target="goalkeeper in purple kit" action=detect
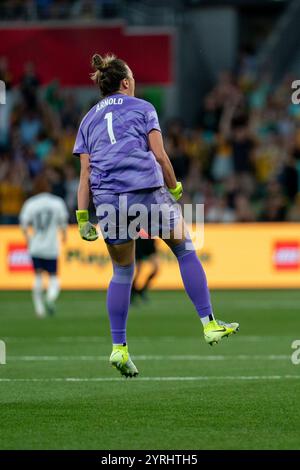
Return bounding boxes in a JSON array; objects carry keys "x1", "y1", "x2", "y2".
[{"x1": 73, "y1": 53, "x2": 239, "y2": 378}]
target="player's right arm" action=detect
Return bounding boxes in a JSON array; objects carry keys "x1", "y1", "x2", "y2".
[
  {"x1": 19, "y1": 202, "x2": 32, "y2": 246},
  {"x1": 148, "y1": 130, "x2": 183, "y2": 201},
  {"x1": 21, "y1": 225, "x2": 31, "y2": 245},
  {"x1": 77, "y1": 154, "x2": 90, "y2": 210},
  {"x1": 76, "y1": 154, "x2": 98, "y2": 241}
]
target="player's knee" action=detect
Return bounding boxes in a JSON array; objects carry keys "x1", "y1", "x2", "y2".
[
  {"x1": 49, "y1": 275, "x2": 60, "y2": 290},
  {"x1": 49, "y1": 274, "x2": 59, "y2": 283},
  {"x1": 112, "y1": 262, "x2": 135, "y2": 284},
  {"x1": 170, "y1": 239, "x2": 195, "y2": 259},
  {"x1": 33, "y1": 273, "x2": 43, "y2": 290}
]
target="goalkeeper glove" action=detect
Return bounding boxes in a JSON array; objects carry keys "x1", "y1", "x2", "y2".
[
  {"x1": 76, "y1": 210, "x2": 98, "y2": 242},
  {"x1": 168, "y1": 181, "x2": 183, "y2": 201}
]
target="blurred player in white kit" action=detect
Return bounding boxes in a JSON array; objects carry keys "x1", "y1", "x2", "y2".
[{"x1": 19, "y1": 175, "x2": 68, "y2": 317}]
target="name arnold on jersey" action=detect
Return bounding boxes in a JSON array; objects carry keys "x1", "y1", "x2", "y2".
[{"x1": 96, "y1": 97, "x2": 124, "y2": 112}]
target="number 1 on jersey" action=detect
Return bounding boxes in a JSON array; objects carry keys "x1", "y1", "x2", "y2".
[{"x1": 104, "y1": 112, "x2": 117, "y2": 145}]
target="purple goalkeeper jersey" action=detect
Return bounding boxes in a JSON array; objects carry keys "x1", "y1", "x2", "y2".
[{"x1": 73, "y1": 94, "x2": 164, "y2": 194}]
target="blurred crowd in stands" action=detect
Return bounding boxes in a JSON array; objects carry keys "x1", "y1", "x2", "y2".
[
  {"x1": 0, "y1": 53, "x2": 300, "y2": 224},
  {"x1": 166, "y1": 65, "x2": 300, "y2": 223},
  {"x1": 0, "y1": 0, "x2": 121, "y2": 20}
]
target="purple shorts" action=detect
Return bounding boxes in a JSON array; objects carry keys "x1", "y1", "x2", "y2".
[{"x1": 93, "y1": 187, "x2": 181, "y2": 245}]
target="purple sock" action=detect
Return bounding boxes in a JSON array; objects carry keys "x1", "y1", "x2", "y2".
[
  {"x1": 106, "y1": 263, "x2": 134, "y2": 344},
  {"x1": 171, "y1": 240, "x2": 212, "y2": 319}
]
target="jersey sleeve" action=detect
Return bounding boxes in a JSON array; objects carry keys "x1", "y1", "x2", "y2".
[
  {"x1": 145, "y1": 103, "x2": 161, "y2": 134},
  {"x1": 73, "y1": 120, "x2": 89, "y2": 156}
]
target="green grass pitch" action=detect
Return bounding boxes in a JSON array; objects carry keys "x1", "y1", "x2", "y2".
[{"x1": 0, "y1": 289, "x2": 299, "y2": 450}]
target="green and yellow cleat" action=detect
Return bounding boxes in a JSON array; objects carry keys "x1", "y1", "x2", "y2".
[
  {"x1": 109, "y1": 344, "x2": 139, "y2": 378},
  {"x1": 204, "y1": 319, "x2": 239, "y2": 346}
]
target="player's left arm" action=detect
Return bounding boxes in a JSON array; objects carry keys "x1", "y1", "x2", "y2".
[
  {"x1": 145, "y1": 103, "x2": 182, "y2": 201},
  {"x1": 148, "y1": 130, "x2": 182, "y2": 201}
]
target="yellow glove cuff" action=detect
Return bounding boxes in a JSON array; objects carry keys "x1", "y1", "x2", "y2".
[
  {"x1": 76, "y1": 210, "x2": 89, "y2": 226},
  {"x1": 169, "y1": 182, "x2": 183, "y2": 201}
]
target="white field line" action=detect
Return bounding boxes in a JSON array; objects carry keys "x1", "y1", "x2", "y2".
[
  {"x1": 0, "y1": 375, "x2": 300, "y2": 383},
  {"x1": 219, "y1": 301, "x2": 300, "y2": 310},
  {"x1": 7, "y1": 354, "x2": 291, "y2": 362},
  {"x1": 2, "y1": 335, "x2": 287, "y2": 343}
]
